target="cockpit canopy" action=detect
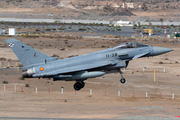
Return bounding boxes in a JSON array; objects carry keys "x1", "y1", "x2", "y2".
[{"x1": 112, "y1": 41, "x2": 148, "y2": 49}]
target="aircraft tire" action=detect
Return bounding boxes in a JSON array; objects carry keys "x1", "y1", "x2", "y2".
[
  {"x1": 120, "y1": 78, "x2": 126, "y2": 84},
  {"x1": 74, "y1": 83, "x2": 82, "y2": 91},
  {"x1": 80, "y1": 81, "x2": 85, "y2": 88}
]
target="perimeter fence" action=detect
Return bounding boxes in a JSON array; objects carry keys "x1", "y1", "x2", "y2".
[
  {"x1": 0, "y1": 61, "x2": 178, "y2": 100},
  {"x1": 1, "y1": 84, "x2": 179, "y2": 100}
]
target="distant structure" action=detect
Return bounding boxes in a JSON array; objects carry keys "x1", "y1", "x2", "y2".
[
  {"x1": 2, "y1": 29, "x2": 5, "y2": 34},
  {"x1": 113, "y1": 3, "x2": 120, "y2": 8},
  {"x1": 0, "y1": 28, "x2": 5, "y2": 34},
  {"x1": 126, "y1": 3, "x2": 134, "y2": 9},
  {"x1": 9, "y1": 28, "x2": 16, "y2": 35},
  {"x1": 122, "y1": 3, "x2": 134, "y2": 9},
  {"x1": 122, "y1": 3, "x2": 125, "y2": 9},
  {"x1": 114, "y1": 20, "x2": 132, "y2": 26}
]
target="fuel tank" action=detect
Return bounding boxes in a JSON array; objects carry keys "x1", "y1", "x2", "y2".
[{"x1": 53, "y1": 71, "x2": 105, "y2": 81}]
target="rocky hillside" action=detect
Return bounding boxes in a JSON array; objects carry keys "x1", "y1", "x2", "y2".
[
  {"x1": 1, "y1": 0, "x2": 180, "y2": 11},
  {"x1": 0, "y1": 0, "x2": 180, "y2": 21}
]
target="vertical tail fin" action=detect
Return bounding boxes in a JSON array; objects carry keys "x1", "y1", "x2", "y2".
[{"x1": 6, "y1": 38, "x2": 51, "y2": 67}]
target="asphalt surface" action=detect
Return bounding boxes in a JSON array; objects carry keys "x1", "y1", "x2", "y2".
[
  {"x1": 0, "y1": 117, "x2": 180, "y2": 120},
  {"x1": 0, "y1": 118, "x2": 109, "y2": 120},
  {"x1": 117, "y1": 116, "x2": 180, "y2": 120}
]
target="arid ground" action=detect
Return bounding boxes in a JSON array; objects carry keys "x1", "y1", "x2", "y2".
[{"x1": 0, "y1": 32, "x2": 180, "y2": 119}]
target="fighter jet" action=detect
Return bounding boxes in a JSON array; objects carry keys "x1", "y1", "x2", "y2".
[{"x1": 6, "y1": 38, "x2": 173, "y2": 90}]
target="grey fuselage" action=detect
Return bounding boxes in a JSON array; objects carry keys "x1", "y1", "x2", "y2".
[
  {"x1": 25, "y1": 43, "x2": 153, "y2": 81},
  {"x1": 6, "y1": 38, "x2": 173, "y2": 90}
]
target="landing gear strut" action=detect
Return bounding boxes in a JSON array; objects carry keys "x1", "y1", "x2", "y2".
[
  {"x1": 74, "y1": 81, "x2": 85, "y2": 91},
  {"x1": 119, "y1": 69, "x2": 126, "y2": 84}
]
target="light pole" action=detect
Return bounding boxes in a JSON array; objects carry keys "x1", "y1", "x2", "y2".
[
  {"x1": 138, "y1": 5, "x2": 141, "y2": 25},
  {"x1": 164, "y1": 6, "x2": 166, "y2": 38}
]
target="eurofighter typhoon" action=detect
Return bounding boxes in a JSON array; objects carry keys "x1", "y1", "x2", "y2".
[{"x1": 6, "y1": 38, "x2": 173, "y2": 90}]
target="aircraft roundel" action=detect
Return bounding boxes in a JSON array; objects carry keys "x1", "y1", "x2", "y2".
[{"x1": 40, "y1": 67, "x2": 44, "y2": 71}]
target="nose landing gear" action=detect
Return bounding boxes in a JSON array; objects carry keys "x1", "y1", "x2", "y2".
[{"x1": 120, "y1": 78, "x2": 126, "y2": 84}]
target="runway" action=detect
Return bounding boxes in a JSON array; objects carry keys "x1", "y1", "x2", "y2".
[
  {"x1": 0, "y1": 117, "x2": 109, "y2": 120},
  {"x1": 0, "y1": 116, "x2": 179, "y2": 120}
]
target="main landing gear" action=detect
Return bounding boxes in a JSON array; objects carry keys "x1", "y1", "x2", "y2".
[
  {"x1": 74, "y1": 81, "x2": 85, "y2": 91},
  {"x1": 119, "y1": 69, "x2": 126, "y2": 84}
]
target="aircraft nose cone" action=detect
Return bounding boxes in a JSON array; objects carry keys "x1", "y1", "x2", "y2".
[{"x1": 153, "y1": 47, "x2": 173, "y2": 56}]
